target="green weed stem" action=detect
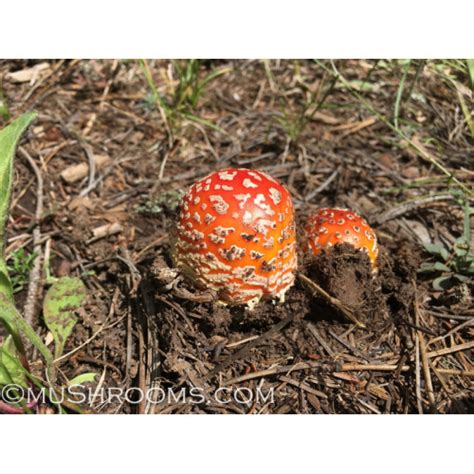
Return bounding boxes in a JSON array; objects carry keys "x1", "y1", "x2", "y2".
[{"x1": 393, "y1": 60, "x2": 411, "y2": 129}]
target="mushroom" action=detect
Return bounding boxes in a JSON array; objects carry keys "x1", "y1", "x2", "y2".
[
  {"x1": 304, "y1": 208, "x2": 378, "y2": 271},
  {"x1": 172, "y1": 168, "x2": 297, "y2": 309}
]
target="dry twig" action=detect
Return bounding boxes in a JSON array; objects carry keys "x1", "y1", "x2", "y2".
[{"x1": 19, "y1": 147, "x2": 43, "y2": 326}]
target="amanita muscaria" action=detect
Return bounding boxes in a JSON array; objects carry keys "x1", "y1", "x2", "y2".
[
  {"x1": 172, "y1": 168, "x2": 297, "y2": 308},
  {"x1": 304, "y1": 208, "x2": 379, "y2": 271}
]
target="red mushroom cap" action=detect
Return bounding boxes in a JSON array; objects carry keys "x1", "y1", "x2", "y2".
[
  {"x1": 173, "y1": 168, "x2": 297, "y2": 308},
  {"x1": 305, "y1": 208, "x2": 378, "y2": 270}
]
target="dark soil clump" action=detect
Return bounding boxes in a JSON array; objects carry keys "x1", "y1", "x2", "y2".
[{"x1": 304, "y1": 243, "x2": 387, "y2": 327}]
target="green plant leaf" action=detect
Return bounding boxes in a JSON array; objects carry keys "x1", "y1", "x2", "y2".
[
  {"x1": 43, "y1": 277, "x2": 87, "y2": 359},
  {"x1": 68, "y1": 372, "x2": 97, "y2": 387},
  {"x1": 7, "y1": 247, "x2": 37, "y2": 293},
  {"x1": 454, "y1": 245, "x2": 469, "y2": 258},
  {"x1": 423, "y1": 242, "x2": 449, "y2": 261},
  {"x1": 0, "y1": 290, "x2": 55, "y2": 383},
  {"x1": 0, "y1": 294, "x2": 27, "y2": 359},
  {"x1": 432, "y1": 275, "x2": 454, "y2": 291},
  {"x1": 0, "y1": 336, "x2": 28, "y2": 387},
  {"x1": 0, "y1": 361, "x2": 12, "y2": 386},
  {"x1": 0, "y1": 112, "x2": 37, "y2": 302},
  {"x1": 433, "y1": 261, "x2": 451, "y2": 273},
  {"x1": 454, "y1": 236, "x2": 469, "y2": 258},
  {"x1": 419, "y1": 262, "x2": 437, "y2": 273},
  {"x1": 453, "y1": 274, "x2": 469, "y2": 283},
  {"x1": 0, "y1": 260, "x2": 12, "y2": 304}
]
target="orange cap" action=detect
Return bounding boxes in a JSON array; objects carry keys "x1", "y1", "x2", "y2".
[
  {"x1": 305, "y1": 208, "x2": 378, "y2": 270},
  {"x1": 173, "y1": 168, "x2": 297, "y2": 308}
]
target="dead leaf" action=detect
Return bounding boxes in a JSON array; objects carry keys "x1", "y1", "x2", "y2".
[
  {"x1": 404, "y1": 219, "x2": 431, "y2": 244},
  {"x1": 6, "y1": 62, "x2": 50, "y2": 83},
  {"x1": 68, "y1": 196, "x2": 94, "y2": 211},
  {"x1": 401, "y1": 166, "x2": 420, "y2": 179},
  {"x1": 378, "y1": 153, "x2": 397, "y2": 170},
  {"x1": 359, "y1": 381, "x2": 390, "y2": 400}
]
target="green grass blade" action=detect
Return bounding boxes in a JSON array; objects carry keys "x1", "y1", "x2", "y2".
[
  {"x1": 138, "y1": 60, "x2": 168, "y2": 113},
  {"x1": 191, "y1": 66, "x2": 231, "y2": 108},
  {"x1": 0, "y1": 111, "x2": 37, "y2": 301},
  {"x1": 456, "y1": 85, "x2": 474, "y2": 140},
  {"x1": 183, "y1": 113, "x2": 227, "y2": 134},
  {"x1": 466, "y1": 59, "x2": 474, "y2": 89},
  {"x1": 198, "y1": 66, "x2": 231, "y2": 92},
  {"x1": 171, "y1": 59, "x2": 184, "y2": 79},
  {"x1": 316, "y1": 60, "x2": 472, "y2": 196},
  {"x1": 463, "y1": 199, "x2": 471, "y2": 244}
]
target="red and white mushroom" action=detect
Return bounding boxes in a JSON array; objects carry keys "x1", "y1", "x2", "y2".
[
  {"x1": 304, "y1": 208, "x2": 379, "y2": 271},
  {"x1": 172, "y1": 168, "x2": 297, "y2": 308}
]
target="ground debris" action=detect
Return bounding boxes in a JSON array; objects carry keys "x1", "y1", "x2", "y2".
[{"x1": 3, "y1": 59, "x2": 472, "y2": 414}]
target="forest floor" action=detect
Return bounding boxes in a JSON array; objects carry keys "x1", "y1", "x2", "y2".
[{"x1": 0, "y1": 59, "x2": 473, "y2": 413}]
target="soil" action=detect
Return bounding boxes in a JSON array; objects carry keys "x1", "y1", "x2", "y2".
[{"x1": 0, "y1": 59, "x2": 472, "y2": 414}]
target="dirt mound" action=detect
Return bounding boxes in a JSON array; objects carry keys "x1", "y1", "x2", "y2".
[
  {"x1": 129, "y1": 236, "x2": 424, "y2": 413},
  {"x1": 303, "y1": 243, "x2": 387, "y2": 326}
]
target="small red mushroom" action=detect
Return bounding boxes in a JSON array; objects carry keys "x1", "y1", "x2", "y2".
[
  {"x1": 172, "y1": 168, "x2": 297, "y2": 308},
  {"x1": 304, "y1": 208, "x2": 378, "y2": 270}
]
